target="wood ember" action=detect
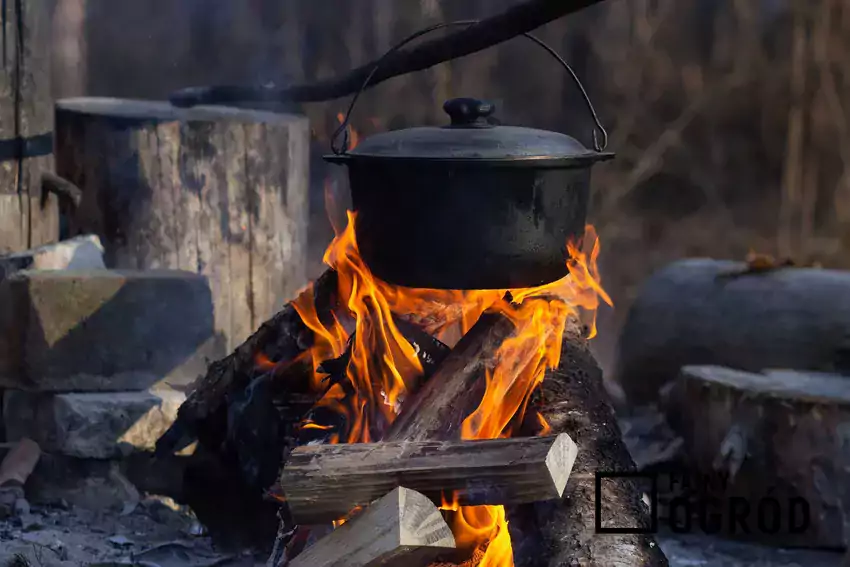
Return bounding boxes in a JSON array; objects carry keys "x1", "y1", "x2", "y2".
[
  {"x1": 280, "y1": 434, "x2": 577, "y2": 525},
  {"x1": 666, "y1": 365, "x2": 850, "y2": 549},
  {"x1": 615, "y1": 258, "x2": 850, "y2": 405},
  {"x1": 288, "y1": 487, "x2": 455, "y2": 567}
]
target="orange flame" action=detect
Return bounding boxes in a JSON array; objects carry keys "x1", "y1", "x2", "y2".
[
  {"x1": 336, "y1": 112, "x2": 360, "y2": 150},
  {"x1": 290, "y1": 211, "x2": 610, "y2": 566}
]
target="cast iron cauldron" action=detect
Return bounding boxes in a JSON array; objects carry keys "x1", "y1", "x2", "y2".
[{"x1": 325, "y1": 29, "x2": 613, "y2": 290}]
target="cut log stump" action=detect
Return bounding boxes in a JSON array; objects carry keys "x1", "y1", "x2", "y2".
[
  {"x1": 280, "y1": 434, "x2": 577, "y2": 524},
  {"x1": 0, "y1": 0, "x2": 58, "y2": 253},
  {"x1": 54, "y1": 98, "x2": 311, "y2": 352},
  {"x1": 615, "y1": 259, "x2": 850, "y2": 404},
  {"x1": 666, "y1": 365, "x2": 850, "y2": 549},
  {"x1": 288, "y1": 487, "x2": 455, "y2": 567}
]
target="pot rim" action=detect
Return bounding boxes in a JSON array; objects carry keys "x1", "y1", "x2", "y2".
[{"x1": 323, "y1": 152, "x2": 615, "y2": 168}]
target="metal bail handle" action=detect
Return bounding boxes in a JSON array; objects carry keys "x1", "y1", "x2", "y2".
[{"x1": 331, "y1": 20, "x2": 609, "y2": 155}]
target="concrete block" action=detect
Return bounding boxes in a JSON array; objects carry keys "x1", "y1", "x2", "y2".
[
  {"x1": 0, "y1": 235, "x2": 105, "y2": 281},
  {"x1": 3, "y1": 388, "x2": 186, "y2": 458},
  {"x1": 0, "y1": 269, "x2": 221, "y2": 391}
]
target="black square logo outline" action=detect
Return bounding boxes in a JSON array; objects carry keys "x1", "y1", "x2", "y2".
[{"x1": 595, "y1": 471, "x2": 659, "y2": 534}]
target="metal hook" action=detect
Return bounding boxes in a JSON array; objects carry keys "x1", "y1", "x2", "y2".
[{"x1": 331, "y1": 20, "x2": 608, "y2": 155}]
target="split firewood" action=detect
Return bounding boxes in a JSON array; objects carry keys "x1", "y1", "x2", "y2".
[
  {"x1": 169, "y1": 0, "x2": 610, "y2": 108},
  {"x1": 508, "y1": 319, "x2": 668, "y2": 566},
  {"x1": 666, "y1": 365, "x2": 850, "y2": 549},
  {"x1": 288, "y1": 487, "x2": 455, "y2": 567},
  {"x1": 385, "y1": 310, "x2": 517, "y2": 442},
  {"x1": 269, "y1": 309, "x2": 513, "y2": 563},
  {"x1": 281, "y1": 434, "x2": 577, "y2": 524},
  {"x1": 615, "y1": 258, "x2": 850, "y2": 405}
]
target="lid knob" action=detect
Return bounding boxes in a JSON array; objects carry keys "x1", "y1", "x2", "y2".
[{"x1": 443, "y1": 98, "x2": 495, "y2": 127}]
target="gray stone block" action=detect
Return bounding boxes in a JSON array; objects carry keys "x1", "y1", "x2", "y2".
[
  {"x1": 3, "y1": 388, "x2": 185, "y2": 458},
  {"x1": 0, "y1": 269, "x2": 221, "y2": 391},
  {"x1": 0, "y1": 235, "x2": 105, "y2": 281}
]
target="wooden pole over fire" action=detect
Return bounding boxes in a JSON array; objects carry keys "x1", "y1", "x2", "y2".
[{"x1": 169, "y1": 0, "x2": 611, "y2": 108}]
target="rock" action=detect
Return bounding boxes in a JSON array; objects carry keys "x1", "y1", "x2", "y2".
[
  {"x1": 0, "y1": 269, "x2": 221, "y2": 391},
  {"x1": 0, "y1": 235, "x2": 105, "y2": 282},
  {"x1": 0, "y1": 485, "x2": 24, "y2": 518},
  {"x1": 619, "y1": 406, "x2": 685, "y2": 471},
  {"x1": 3, "y1": 388, "x2": 186, "y2": 458},
  {"x1": 107, "y1": 534, "x2": 134, "y2": 547},
  {"x1": 13, "y1": 498, "x2": 29, "y2": 517},
  {"x1": 25, "y1": 457, "x2": 140, "y2": 512}
]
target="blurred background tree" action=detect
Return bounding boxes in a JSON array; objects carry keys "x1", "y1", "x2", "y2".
[{"x1": 49, "y1": 0, "x2": 850, "y2": 370}]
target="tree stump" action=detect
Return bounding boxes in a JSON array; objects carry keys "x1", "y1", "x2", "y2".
[
  {"x1": 667, "y1": 365, "x2": 850, "y2": 549},
  {"x1": 0, "y1": 0, "x2": 58, "y2": 253},
  {"x1": 615, "y1": 259, "x2": 850, "y2": 405},
  {"x1": 54, "y1": 98, "x2": 310, "y2": 351}
]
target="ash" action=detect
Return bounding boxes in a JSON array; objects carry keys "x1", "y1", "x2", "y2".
[{"x1": 0, "y1": 496, "x2": 264, "y2": 567}]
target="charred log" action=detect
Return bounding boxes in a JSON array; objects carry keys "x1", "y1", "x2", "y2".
[
  {"x1": 158, "y1": 269, "x2": 452, "y2": 549},
  {"x1": 280, "y1": 434, "x2": 577, "y2": 524},
  {"x1": 156, "y1": 268, "x2": 339, "y2": 455},
  {"x1": 156, "y1": 270, "x2": 337, "y2": 548},
  {"x1": 169, "y1": 0, "x2": 609, "y2": 108},
  {"x1": 615, "y1": 259, "x2": 850, "y2": 405},
  {"x1": 508, "y1": 320, "x2": 668, "y2": 566}
]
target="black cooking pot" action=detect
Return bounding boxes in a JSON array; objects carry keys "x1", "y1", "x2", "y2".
[{"x1": 325, "y1": 29, "x2": 613, "y2": 290}]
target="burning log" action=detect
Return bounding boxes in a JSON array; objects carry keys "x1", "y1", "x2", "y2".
[
  {"x1": 280, "y1": 434, "x2": 577, "y2": 524},
  {"x1": 508, "y1": 320, "x2": 669, "y2": 566},
  {"x1": 153, "y1": 270, "x2": 337, "y2": 547},
  {"x1": 665, "y1": 365, "x2": 850, "y2": 548},
  {"x1": 615, "y1": 259, "x2": 850, "y2": 405},
  {"x1": 169, "y1": 0, "x2": 610, "y2": 108},
  {"x1": 267, "y1": 308, "x2": 518, "y2": 563},
  {"x1": 157, "y1": 269, "x2": 339, "y2": 453},
  {"x1": 288, "y1": 487, "x2": 455, "y2": 567},
  {"x1": 386, "y1": 310, "x2": 517, "y2": 442}
]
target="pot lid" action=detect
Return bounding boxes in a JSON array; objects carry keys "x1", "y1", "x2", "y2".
[{"x1": 343, "y1": 98, "x2": 610, "y2": 162}]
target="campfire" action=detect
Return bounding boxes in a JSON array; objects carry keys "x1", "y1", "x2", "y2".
[
  {"x1": 258, "y1": 210, "x2": 610, "y2": 567},
  {"x1": 157, "y1": 55, "x2": 663, "y2": 563}
]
